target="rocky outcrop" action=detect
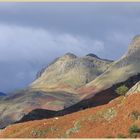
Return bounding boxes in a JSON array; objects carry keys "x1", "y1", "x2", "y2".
[{"x1": 126, "y1": 81, "x2": 140, "y2": 95}]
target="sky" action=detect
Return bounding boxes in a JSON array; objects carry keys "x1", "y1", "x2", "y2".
[{"x1": 0, "y1": 2, "x2": 140, "y2": 93}]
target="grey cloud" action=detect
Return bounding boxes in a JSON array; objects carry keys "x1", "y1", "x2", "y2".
[
  {"x1": 0, "y1": 24, "x2": 104, "y2": 61},
  {"x1": 0, "y1": 3, "x2": 140, "y2": 92},
  {"x1": 0, "y1": 24, "x2": 104, "y2": 92},
  {"x1": 0, "y1": 3, "x2": 140, "y2": 37}
]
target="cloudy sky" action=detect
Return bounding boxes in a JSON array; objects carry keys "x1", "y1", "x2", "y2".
[{"x1": 0, "y1": 2, "x2": 140, "y2": 93}]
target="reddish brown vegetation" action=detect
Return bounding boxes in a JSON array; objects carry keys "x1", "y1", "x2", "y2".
[{"x1": 0, "y1": 94, "x2": 140, "y2": 138}]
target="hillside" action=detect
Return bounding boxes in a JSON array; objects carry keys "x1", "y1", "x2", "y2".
[
  {"x1": 0, "y1": 90, "x2": 79, "y2": 129},
  {"x1": 1, "y1": 93, "x2": 140, "y2": 138},
  {"x1": 0, "y1": 35, "x2": 140, "y2": 132},
  {"x1": 78, "y1": 35, "x2": 140, "y2": 99},
  {"x1": 30, "y1": 52, "x2": 112, "y2": 93},
  {"x1": 0, "y1": 53, "x2": 112, "y2": 129}
]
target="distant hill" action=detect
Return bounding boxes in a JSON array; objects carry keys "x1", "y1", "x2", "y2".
[{"x1": 0, "y1": 92, "x2": 6, "y2": 97}]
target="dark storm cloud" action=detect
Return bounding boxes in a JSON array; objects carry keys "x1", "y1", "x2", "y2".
[
  {"x1": 0, "y1": 2, "x2": 140, "y2": 92},
  {"x1": 0, "y1": 3, "x2": 140, "y2": 36},
  {"x1": 0, "y1": 24, "x2": 104, "y2": 92}
]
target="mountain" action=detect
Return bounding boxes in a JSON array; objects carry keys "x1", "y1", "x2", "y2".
[
  {"x1": 30, "y1": 52, "x2": 112, "y2": 93},
  {"x1": 1, "y1": 93, "x2": 140, "y2": 138},
  {"x1": 78, "y1": 35, "x2": 140, "y2": 99},
  {"x1": 86, "y1": 53, "x2": 100, "y2": 59},
  {"x1": 0, "y1": 90, "x2": 79, "y2": 129},
  {"x1": 0, "y1": 53, "x2": 112, "y2": 128},
  {"x1": 1, "y1": 35, "x2": 140, "y2": 131},
  {"x1": 0, "y1": 92, "x2": 6, "y2": 97}
]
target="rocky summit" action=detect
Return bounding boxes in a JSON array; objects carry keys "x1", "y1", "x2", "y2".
[{"x1": 30, "y1": 52, "x2": 112, "y2": 93}]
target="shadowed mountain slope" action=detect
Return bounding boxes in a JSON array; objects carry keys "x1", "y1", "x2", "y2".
[{"x1": 14, "y1": 73, "x2": 140, "y2": 124}]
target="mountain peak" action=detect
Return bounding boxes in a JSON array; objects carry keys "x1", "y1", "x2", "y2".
[
  {"x1": 32, "y1": 51, "x2": 112, "y2": 92},
  {"x1": 130, "y1": 35, "x2": 140, "y2": 47},
  {"x1": 63, "y1": 52, "x2": 77, "y2": 58},
  {"x1": 121, "y1": 34, "x2": 140, "y2": 59},
  {"x1": 132, "y1": 34, "x2": 140, "y2": 42},
  {"x1": 128, "y1": 35, "x2": 140, "y2": 53},
  {"x1": 59, "y1": 53, "x2": 77, "y2": 61},
  {"x1": 86, "y1": 53, "x2": 99, "y2": 59}
]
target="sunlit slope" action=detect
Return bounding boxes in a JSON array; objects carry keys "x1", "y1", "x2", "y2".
[
  {"x1": 0, "y1": 53, "x2": 112, "y2": 129},
  {"x1": 0, "y1": 90, "x2": 79, "y2": 129},
  {"x1": 79, "y1": 35, "x2": 140, "y2": 99},
  {"x1": 1, "y1": 93, "x2": 140, "y2": 138},
  {"x1": 126, "y1": 81, "x2": 140, "y2": 95},
  {"x1": 30, "y1": 53, "x2": 112, "y2": 93}
]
